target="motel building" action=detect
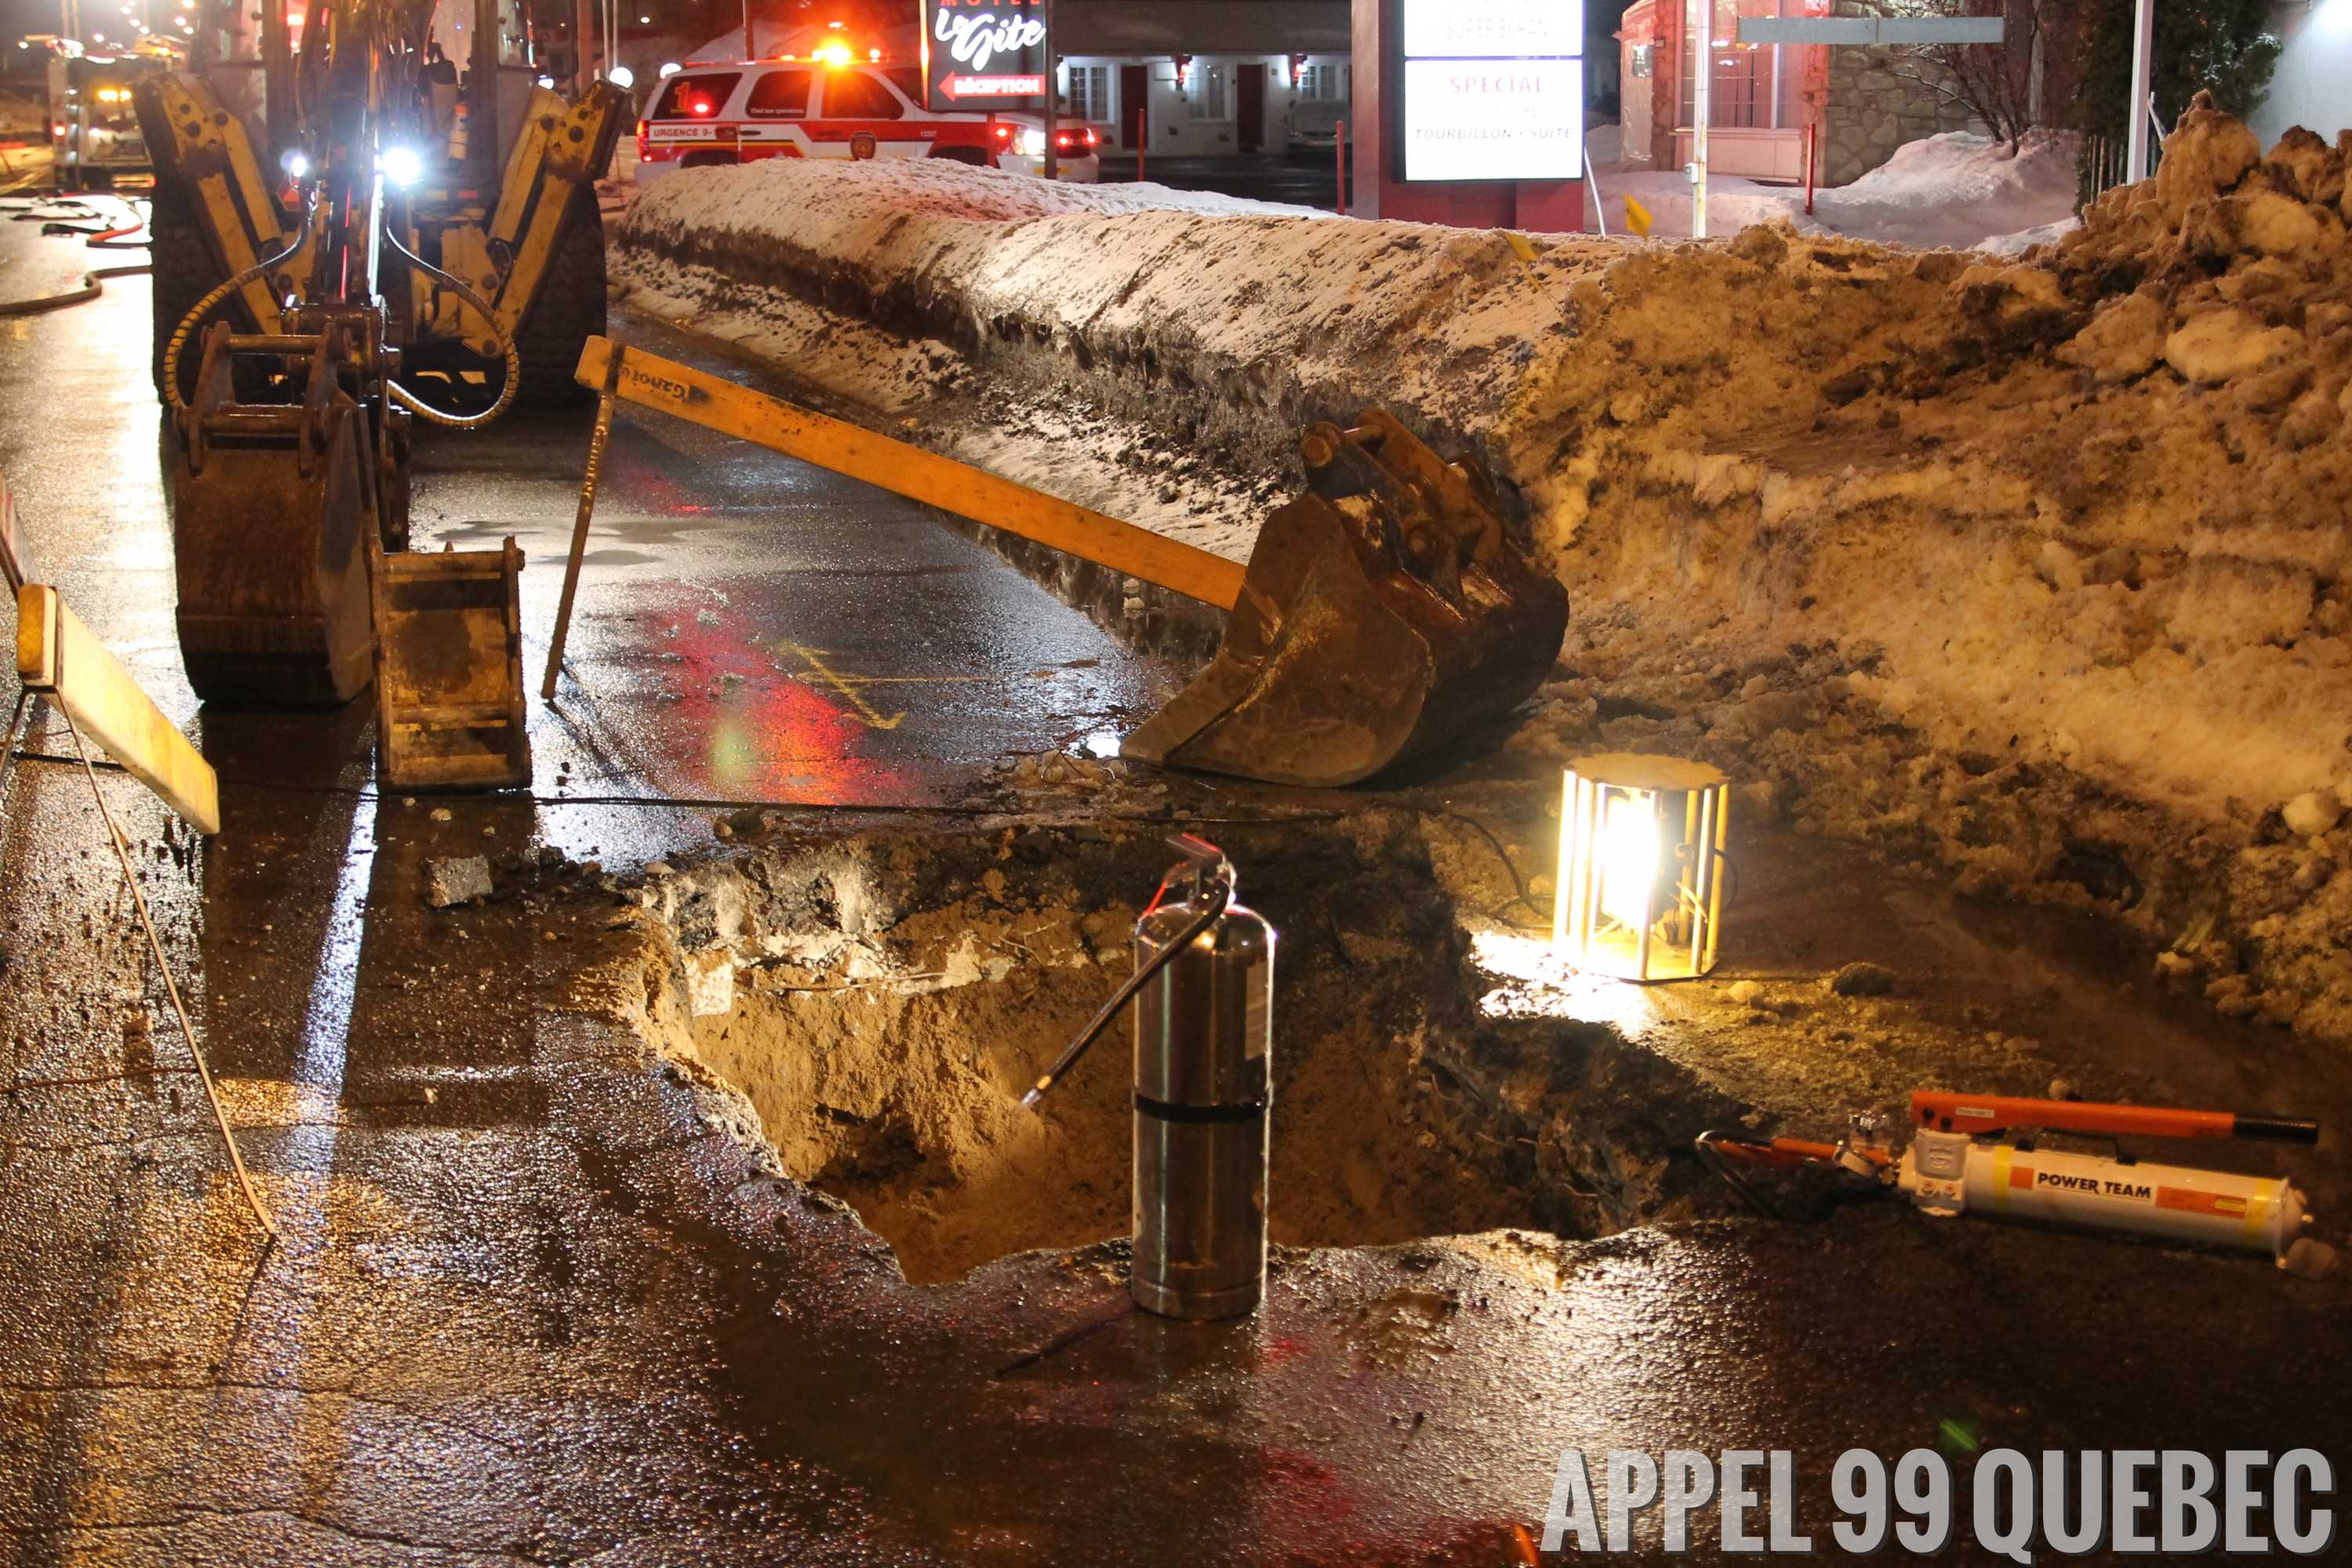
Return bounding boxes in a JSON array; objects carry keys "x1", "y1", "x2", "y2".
[
  {"x1": 1613, "y1": 0, "x2": 1987, "y2": 187},
  {"x1": 1048, "y1": 0, "x2": 1353, "y2": 158}
]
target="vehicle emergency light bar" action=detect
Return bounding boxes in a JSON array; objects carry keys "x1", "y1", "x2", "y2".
[
  {"x1": 769, "y1": 46, "x2": 885, "y2": 64},
  {"x1": 1909, "y1": 1091, "x2": 2320, "y2": 1145}
]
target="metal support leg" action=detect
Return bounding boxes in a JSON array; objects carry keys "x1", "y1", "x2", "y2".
[
  {"x1": 540, "y1": 347, "x2": 626, "y2": 702},
  {"x1": 59, "y1": 703, "x2": 275, "y2": 1240}
]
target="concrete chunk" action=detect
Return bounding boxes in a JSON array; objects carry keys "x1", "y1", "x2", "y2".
[{"x1": 424, "y1": 855, "x2": 495, "y2": 908}]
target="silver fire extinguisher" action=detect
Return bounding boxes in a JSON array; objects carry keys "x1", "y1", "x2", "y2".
[{"x1": 1021, "y1": 834, "x2": 1277, "y2": 1320}]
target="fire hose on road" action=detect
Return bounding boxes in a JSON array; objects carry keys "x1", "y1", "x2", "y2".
[{"x1": 0, "y1": 195, "x2": 151, "y2": 317}]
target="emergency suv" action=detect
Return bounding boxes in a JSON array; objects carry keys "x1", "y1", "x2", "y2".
[{"x1": 635, "y1": 54, "x2": 1100, "y2": 184}]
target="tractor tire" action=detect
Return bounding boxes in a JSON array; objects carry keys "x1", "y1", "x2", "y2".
[
  {"x1": 509, "y1": 192, "x2": 608, "y2": 408},
  {"x1": 150, "y1": 179, "x2": 283, "y2": 406},
  {"x1": 149, "y1": 179, "x2": 220, "y2": 404}
]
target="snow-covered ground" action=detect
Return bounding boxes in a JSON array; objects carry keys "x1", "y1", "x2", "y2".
[
  {"x1": 614, "y1": 102, "x2": 2352, "y2": 1049},
  {"x1": 1588, "y1": 129, "x2": 2084, "y2": 252}
]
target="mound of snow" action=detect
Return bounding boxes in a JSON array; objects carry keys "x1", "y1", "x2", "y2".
[
  {"x1": 1976, "y1": 216, "x2": 2082, "y2": 257},
  {"x1": 1834, "y1": 129, "x2": 2077, "y2": 210},
  {"x1": 644, "y1": 153, "x2": 1317, "y2": 232},
  {"x1": 619, "y1": 153, "x2": 1591, "y2": 513},
  {"x1": 1592, "y1": 129, "x2": 2083, "y2": 252},
  {"x1": 1813, "y1": 129, "x2": 2083, "y2": 250}
]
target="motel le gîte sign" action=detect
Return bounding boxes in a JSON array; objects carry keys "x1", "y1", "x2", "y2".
[
  {"x1": 1401, "y1": 0, "x2": 1588, "y2": 183},
  {"x1": 920, "y1": 0, "x2": 1048, "y2": 107}
]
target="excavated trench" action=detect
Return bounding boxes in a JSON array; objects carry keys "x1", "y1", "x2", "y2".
[{"x1": 629, "y1": 810, "x2": 1752, "y2": 1285}]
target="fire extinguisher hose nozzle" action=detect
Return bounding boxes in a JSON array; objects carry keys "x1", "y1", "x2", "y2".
[{"x1": 1019, "y1": 885, "x2": 1230, "y2": 1112}]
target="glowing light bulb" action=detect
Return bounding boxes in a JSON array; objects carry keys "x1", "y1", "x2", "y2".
[{"x1": 1597, "y1": 793, "x2": 1663, "y2": 931}]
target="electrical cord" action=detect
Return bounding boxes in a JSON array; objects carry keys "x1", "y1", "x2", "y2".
[
  {"x1": 1693, "y1": 1131, "x2": 1788, "y2": 1221},
  {"x1": 60, "y1": 702, "x2": 276, "y2": 1241},
  {"x1": 377, "y1": 221, "x2": 521, "y2": 429},
  {"x1": 0, "y1": 196, "x2": 150, "y2": 314}
]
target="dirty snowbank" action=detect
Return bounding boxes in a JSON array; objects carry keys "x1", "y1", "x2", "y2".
[
  {"x1": 615, "y1": 153, "x2": 1570, "y2": 559},
  {"x1": 615, "y1": 103, "x2": 2352, "y2": 1046},
  {"x1": 1513, "y1": 103, "x2": 2352, "y2": 1040}
]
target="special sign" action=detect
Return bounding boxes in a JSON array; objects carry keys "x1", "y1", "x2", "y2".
[
  {"x1": 920, "y1": 0, "x2": 1048, "y2": 108},
  {"x1": 1400, "y1": 0, "x2": 1585, "y2": 184}
]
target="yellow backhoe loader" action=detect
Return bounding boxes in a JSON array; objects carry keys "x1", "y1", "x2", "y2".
[{"x1": 134, "y1": 0, "x2": 622, "y2": 785}]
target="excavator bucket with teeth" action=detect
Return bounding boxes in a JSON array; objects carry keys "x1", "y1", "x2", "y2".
[{"x1": 1123, "y1": 411, "x2": 1569, "y2": 788}]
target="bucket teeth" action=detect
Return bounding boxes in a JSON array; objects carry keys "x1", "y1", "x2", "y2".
[{"x1": 1126, "y1": 412, "x2": 1568, "y2": 788}]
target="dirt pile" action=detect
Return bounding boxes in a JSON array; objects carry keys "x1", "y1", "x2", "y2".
[{"x1": 1512, "y1": 95, "x2": 2351, "y2": 1043}]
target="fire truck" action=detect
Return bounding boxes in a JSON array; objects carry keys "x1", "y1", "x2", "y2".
[
  {"x1": 44, "y1": 42, "x2": 169, "y2": 191},
  {"x1": 635, "y1": 43, "x2": 1099, "y2": 183}
]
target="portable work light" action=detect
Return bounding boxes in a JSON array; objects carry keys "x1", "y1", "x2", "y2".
[{"x1": 1553, "y1": 753, "x2": 1728, "y2": 983}]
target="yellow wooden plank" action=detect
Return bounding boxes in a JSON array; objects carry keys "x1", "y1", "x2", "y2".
[
  {"x1": 574, "y1": 338, "x2": 1247, "y2": 612},
  {"x1": 15, "y1": 585, "x2": 222, "y2": 835}
]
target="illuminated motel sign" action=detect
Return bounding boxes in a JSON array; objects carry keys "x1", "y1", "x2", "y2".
[
  {"x1": 1400, "y1": 0, "x2": 1586, "y2": 183},
  {"x1": 920, "y1": 0, "x2": 1049, "y2": 107}
]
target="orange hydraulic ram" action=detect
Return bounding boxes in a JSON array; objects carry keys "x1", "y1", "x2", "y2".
[{"x1": 1909, "y1": 1091, "x2": 2319, "y2": 1145}]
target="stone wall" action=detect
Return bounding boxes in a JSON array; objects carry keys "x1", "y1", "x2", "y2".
[{"x1": 1821, "y1": 2, "x2": 1985, "y2": 184}]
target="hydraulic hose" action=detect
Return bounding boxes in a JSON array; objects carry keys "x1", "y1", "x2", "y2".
[
  {"x1": 1019, "y1": 880, "x2": 1231, "y2": 1110},
  {"x1": 378, "y1": 223, "x2": 521, "y2": 430},
  {"x1": 162, "y1": 198, "x2": 320, "y2": 416},
  {"x1": 0, "y1": 263, "x2": 149, "y2": 318},
  {"x1": 0, "y1": 197, "x2": 150, "y2": 315}
]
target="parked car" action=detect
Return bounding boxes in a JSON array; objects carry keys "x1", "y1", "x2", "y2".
[
  {"x1": 635, "y1": 56, "x2": 1100, "y2": 183},
  {"x1": 1285, "y1": 99, "x2": 1349, "y2": 160}
]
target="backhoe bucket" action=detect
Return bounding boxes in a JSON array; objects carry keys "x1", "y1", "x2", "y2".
[
  {"x1": 171, "y1": 325, "x2": 378, "y2": 707},
  {"x1": 370, "y1": 539, "x2": 532, "y2": 790},
  {"x1": 1124, "y1": 412, "x2": 1568, "y2": 788}
]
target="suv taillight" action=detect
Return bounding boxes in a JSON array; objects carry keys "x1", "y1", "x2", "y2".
[{"x1": 636, "y1": 117, "x2": 648, "y2": 157}]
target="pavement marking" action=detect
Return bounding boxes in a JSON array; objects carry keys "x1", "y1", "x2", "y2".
[{"x1": 782, "y1": 643, "x2": 906, "y2": 731}]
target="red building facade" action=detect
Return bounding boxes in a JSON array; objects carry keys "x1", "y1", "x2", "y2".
[{"x1": 1616, "y1": 0, "x2": 1830, "y2": 183}]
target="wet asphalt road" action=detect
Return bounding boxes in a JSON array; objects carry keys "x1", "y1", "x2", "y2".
[
  {"x1": 1, "y1": 196, "x2": 2349, "y2": 1566},
  {"x1": 0, "y1": 187, "x2": 1170, "y2": 864}
]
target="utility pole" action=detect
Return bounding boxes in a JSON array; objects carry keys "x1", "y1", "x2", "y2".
[
  {"x1": 1040, "y1": 0, "x2": 1058, "y2": 182},
  {"x1": 2124, "y1": 0, "x2": 2154, "y2": 183},
  {"x1": 741, "y1": 0, "x2": 752, "y2": 60},
  {"x1": 573, "y1": 0, "x2": 592, "y2": 90}
]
